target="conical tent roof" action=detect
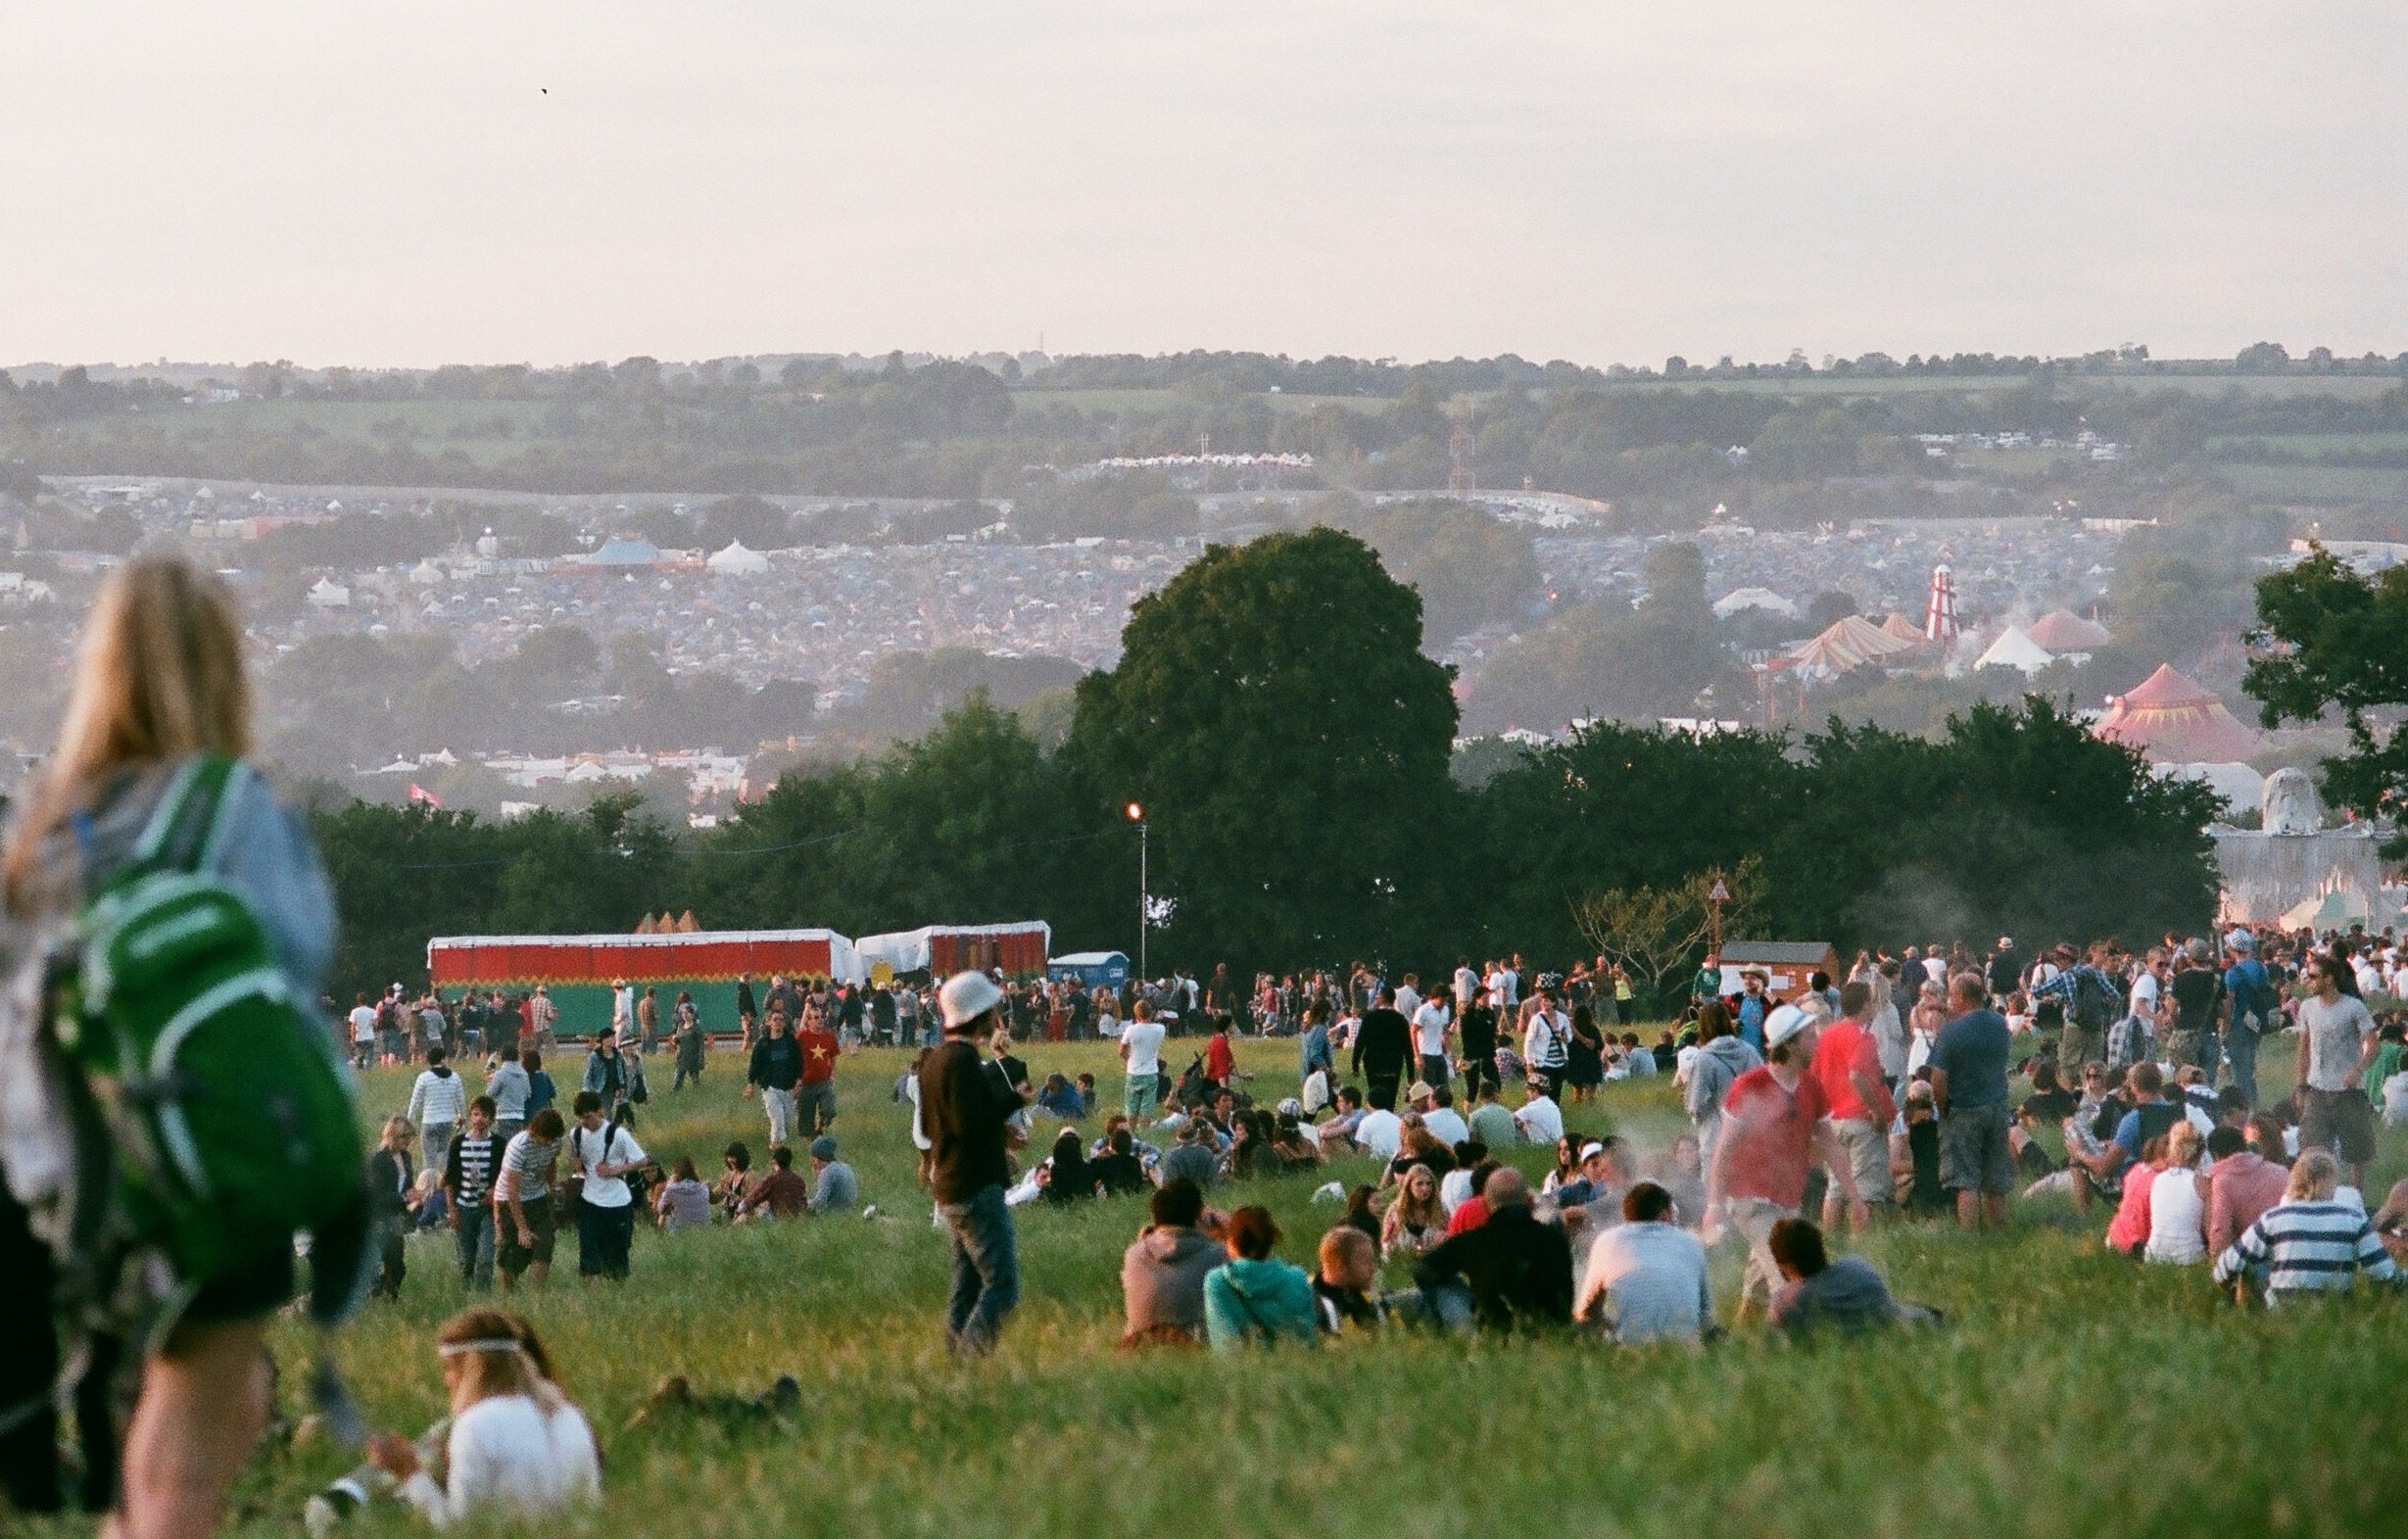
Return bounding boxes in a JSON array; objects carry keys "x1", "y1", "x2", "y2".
[
  {"x1": 1973, "y1": 625, "x2": 2056, "y2": 677},
  {"x1": 2095, "y1": 663, "x2": 2267, "y2": 763},
  {"x1": 1788, "y1": 612, "x2": 1921, "y2": 673},
  {"x1": 2027, "y1": 609, "x2": 2111, "y2": 650},
  {"x1": 706, "y1": 539, "x2": 770, "y2": 575},
  {"x1": 1879, "y1": 613, "x2": 1929, "y2": 644}
]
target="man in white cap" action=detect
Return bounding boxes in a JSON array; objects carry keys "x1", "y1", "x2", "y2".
[
  {"x1": 917, "y1": 971, "x2": 1022, "y2": 1355},
  {"x1": 1705, "y1": 1002, "x2": 1863, "y2": 1321}
]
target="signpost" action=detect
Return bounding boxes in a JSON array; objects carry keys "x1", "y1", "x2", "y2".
[{"x1": 1707, "y1": 876, "x2": 1730, "y2": 954}]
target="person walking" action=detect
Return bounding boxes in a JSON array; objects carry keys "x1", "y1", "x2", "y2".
[
  {"x1": 1350, "y1": 987, "x2": 1414, "y2": 1111},
  {"x1": 564, "y1": 1092, "x2": 645, "y2": 1284},
  {"x1": 1457, "y1": 983, "x2": 1501, "y2": 1102},
  {"x1": 796, "y1": 1000, "x2": 842, "y2": 1139},
  {"x1": 919, "y1": 972, "x2": 1023, "y2": 1355},
  {"x1": 443, "y1": 1096, "x2": 506, "y2": 1293},
  {"x1": 0, "y1": 556, "x2": 356, "y2": 1539},
  {"x1": 487, "y1": 1044, "x2": 532, "y2": 1145},
  {"x1": 1521, "y1": 988, "x2": 1572, "y2": 1104},
  {"x1": 407, "y1": 1046, "x2": 469, "y2": 1179},
  {"x1": 496, "y1": 1109, "x2": 567, "y2": 1293},
  {"x1": 1705, "y1": 1005, "x2": 1861, "y2": 1320},
  {"x1": 747, "y1": 1008, "x2": 803, "y2": 1145},
  {"x1": 670, "y1": 991, "x2": 706, "y2": 1092}
]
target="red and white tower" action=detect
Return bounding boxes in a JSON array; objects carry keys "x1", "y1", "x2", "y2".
[{"x1": 1924, "y1": 561, "x2": 1959, "y2": 644}]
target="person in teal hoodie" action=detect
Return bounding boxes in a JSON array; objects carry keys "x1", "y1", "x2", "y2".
[{"x1": 1202, "y1": 1207, "x2": 1321, "y2": 1351}]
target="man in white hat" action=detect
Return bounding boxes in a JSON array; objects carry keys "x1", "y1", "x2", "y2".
[
  {"x1": 917, "y1": 971, "x2": 1022, "y2": 1354},
  {"x1": 1705, "y1": 1002, "x2": 1864, "y2": 1320}
]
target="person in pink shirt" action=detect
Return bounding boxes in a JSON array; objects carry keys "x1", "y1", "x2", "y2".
[
  {"x1": 2203, "y1": 1124, "x2": 2289, "y2": 1258},
  {"x1": 1806, "y1": 982, "x2": 1899, "y2": 1236},
  {"x1": 2106, "y1": 1134, "x2": 2169, "y2": 1256}
]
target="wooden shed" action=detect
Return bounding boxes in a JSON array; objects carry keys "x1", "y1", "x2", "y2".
[{"x1": 1716, "y1": 940, "x2": 1842, "y2": 997}]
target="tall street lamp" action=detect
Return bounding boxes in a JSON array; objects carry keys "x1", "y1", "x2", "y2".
[{"x1": 1125, "y1": 801, "x2": 1147, "y2": 981}]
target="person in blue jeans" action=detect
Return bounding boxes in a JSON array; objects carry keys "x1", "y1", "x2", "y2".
[
  {"x1": 2223, "y1": 936, "x2": 2272, "y2": 1106},
  {"x1": 919, "y1": 972, "x2": 1027, "y2": 1355}
]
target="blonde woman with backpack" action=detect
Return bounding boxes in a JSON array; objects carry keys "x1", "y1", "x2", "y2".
[{"x1": 0, "y1": 555, "x2": 356, "y2": 1539}]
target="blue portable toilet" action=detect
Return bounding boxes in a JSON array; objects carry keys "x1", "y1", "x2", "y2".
[{"x1": 1048, "y1": 950, "x2": 1131, "y2": 989}]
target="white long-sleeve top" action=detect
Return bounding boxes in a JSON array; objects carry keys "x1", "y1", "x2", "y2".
[
  {"x1": 398, "y1": 1393, "x2": 602, "y2": 1528},
  {"x1": 408, "y1": 1067, "x2": 469, "y2": 1130}
]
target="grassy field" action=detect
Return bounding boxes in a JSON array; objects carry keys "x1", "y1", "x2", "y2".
[{"x1": 21, "y1": 1032, "x2": 2404, "y2": 1539}]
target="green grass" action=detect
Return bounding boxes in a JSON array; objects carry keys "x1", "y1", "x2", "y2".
[{"x1": 21, "y1": 1033, "x2": 2404, "y2": 1539}]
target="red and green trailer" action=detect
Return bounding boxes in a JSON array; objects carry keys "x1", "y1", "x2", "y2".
[{"x1": 425, "y1": 928, "x2": 862, "y2": 1039}]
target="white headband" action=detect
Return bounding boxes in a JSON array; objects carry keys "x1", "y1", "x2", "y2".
[{"x1": 439, "y1": 1337, "x2": 526, "y2": 1358}]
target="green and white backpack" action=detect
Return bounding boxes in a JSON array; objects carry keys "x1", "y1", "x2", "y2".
[{"x1": 57, "y1": 756, "x2": 365, "y2": 1292}]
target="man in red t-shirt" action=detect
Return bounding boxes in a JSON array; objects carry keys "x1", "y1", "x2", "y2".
[
  {"x1": 1707, "y1": 1003, "x2": 1863, "y2": 1319},
  {"x1": 796, "y1": 1000, "x2": 842, "y2": 1138},
  {"x1": 1806, "y1": 981, "x2": 1899, "y2": 1236}
]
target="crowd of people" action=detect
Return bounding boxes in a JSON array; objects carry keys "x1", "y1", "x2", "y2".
[
  {"x1": 3, "y1": 555, "x2": 2405, "y2": 1539},
  {"x1": 896, "y1": 929, "x2": 2408, "y2": 1359}
]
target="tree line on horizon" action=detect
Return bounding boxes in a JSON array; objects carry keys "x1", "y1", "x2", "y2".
[{"x1": 305, "y1": 527, "x2": 2228, "y2": 1005}]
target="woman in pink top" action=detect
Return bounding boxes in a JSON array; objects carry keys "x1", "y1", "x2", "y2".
[{"x1": 2106, "y1": 1133, "x2": 2170, "y2": 1256}]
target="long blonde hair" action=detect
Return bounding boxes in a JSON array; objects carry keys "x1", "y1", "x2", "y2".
[{"x1": 4, "y1": 555, "x2": 252, "y2": 912}]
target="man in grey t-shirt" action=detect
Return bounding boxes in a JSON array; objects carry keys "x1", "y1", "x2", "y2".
[{"x1": 2296, "y1": 953, "x2": 2380, "y2": 1189}]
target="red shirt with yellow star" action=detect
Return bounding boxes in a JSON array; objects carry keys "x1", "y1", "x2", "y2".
[{"x1": 798, "y1": 1026, "x2": 840, "y2": 1084}]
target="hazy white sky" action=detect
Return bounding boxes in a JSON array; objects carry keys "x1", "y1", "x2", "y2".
[{"x1": 5, "y1": 1, "x2": 2403, "y2": 369}]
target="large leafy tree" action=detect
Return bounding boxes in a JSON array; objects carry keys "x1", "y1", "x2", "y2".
[
  {"x1": 2245, "y1": 547, "x2": 2408, "y2": 848},
  {"x1": 1066, "y1": 528, "x2": 1459, "y2": 969}
]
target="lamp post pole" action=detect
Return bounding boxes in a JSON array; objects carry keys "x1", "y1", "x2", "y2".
[{"x1": 1126, "y1": 802, "x2": 1148, "y2": 980}]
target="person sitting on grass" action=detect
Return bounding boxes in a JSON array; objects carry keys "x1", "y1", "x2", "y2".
[
  {"x1": 1202, "y1": 1205, "x2": 1321, "y2": 1351},
  {"x1": 2060, "y1": 1080, "x2": 2138, "y2": 1218},
  {"x1": 733, "y1": 1143, "x2": 810, "y2": 1222},
  {"x1": 1411, "y1": 1168, "x2": 1573, "y2": 1332},
  {"x1": 1158, "y1": 1116, "x2": 1223, "y2": 1188},
  {"x1": 358, "y1": 1308, "x2": 600, "y2": 1529},
  {"x1": 1090, "y1": 1126, "x2": 1151, "y2": 1196},
  {"x1": 1038, "y1": 1127, "x2": 1101, "y2": 1204},
  {"x1": 710, "y1": 1141, "x2": 753, "y2": 1215},
  {"x1": 1312, "y1": 1226, "x2": 1386, "y2": 1332},
  {"x1": 2105, "y1": 1134, "x2": 2169, "y2": 1258},
  {"x1": 1381, "y1": 1164, "x2": 1448, "y2": 1260},
  {"x1": 805, "y1": 1136, "x2": 858, "y2": 1215},
  {"x1": 2143, "y1": 1123, "x2": 2209, "y2": 1266},
  {"x1": 1765, "y1": 1218, "x2": 1915, "y2": 1338},
  {"x1": 653, "y1": 1156, "x2": 712, "y2": 1233},
  {"x1": 1573, "y1": 1180, "x2": 1714, "y2": 1347},
  {"x1": 2204, "y1": 1124, "x2": 2288, "y2": 1263},
  {"x1": 1120, "y1": 1178, "x2": 1225, "y2": 1347},
  {"x1": 1314, "y1": 1084, "x2": 1369, "y2": 1152},
  {"x1": 2212, "y1": 1149, "x2": 2405, "y2": 1305}
]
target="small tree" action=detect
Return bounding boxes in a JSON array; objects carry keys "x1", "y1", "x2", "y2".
[{"x1": 1568, "y1": 858, "x2": 1760, "y2": 1014}]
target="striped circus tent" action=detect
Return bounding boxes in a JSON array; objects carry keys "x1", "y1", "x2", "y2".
[
  {"x1": 1788, "y1": 612, "x2": 1922, "y2": 675},
  {"x1": 2094, "y1": 663, "x2": 2267, "y2": 764}
]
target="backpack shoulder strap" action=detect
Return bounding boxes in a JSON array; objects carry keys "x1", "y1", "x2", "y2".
[{"x1": 128, "y1": 756, "x2": 244, "y2": 876}]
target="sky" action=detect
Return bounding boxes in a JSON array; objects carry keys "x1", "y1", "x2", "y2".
[{"x1": 5, "y1": 1, "x2": 2404, "y2": 370}]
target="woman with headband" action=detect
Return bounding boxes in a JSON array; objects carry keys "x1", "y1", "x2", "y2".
[{"x1": 358, "y1": 1309, "x2": 601, "y2": 1527}]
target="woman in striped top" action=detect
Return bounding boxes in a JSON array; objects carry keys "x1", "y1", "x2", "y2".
[{"x1": 2212, "y1": 1150, "x2": 2404, "y2": 1304}]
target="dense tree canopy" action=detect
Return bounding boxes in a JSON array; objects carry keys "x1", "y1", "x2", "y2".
[
  {"x1": 1065, "y1": 527, "x2": 1460, "y2": 968},
  {"x1": 2245, "y1": 546, "x2": 2408, "y2": 849}
]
